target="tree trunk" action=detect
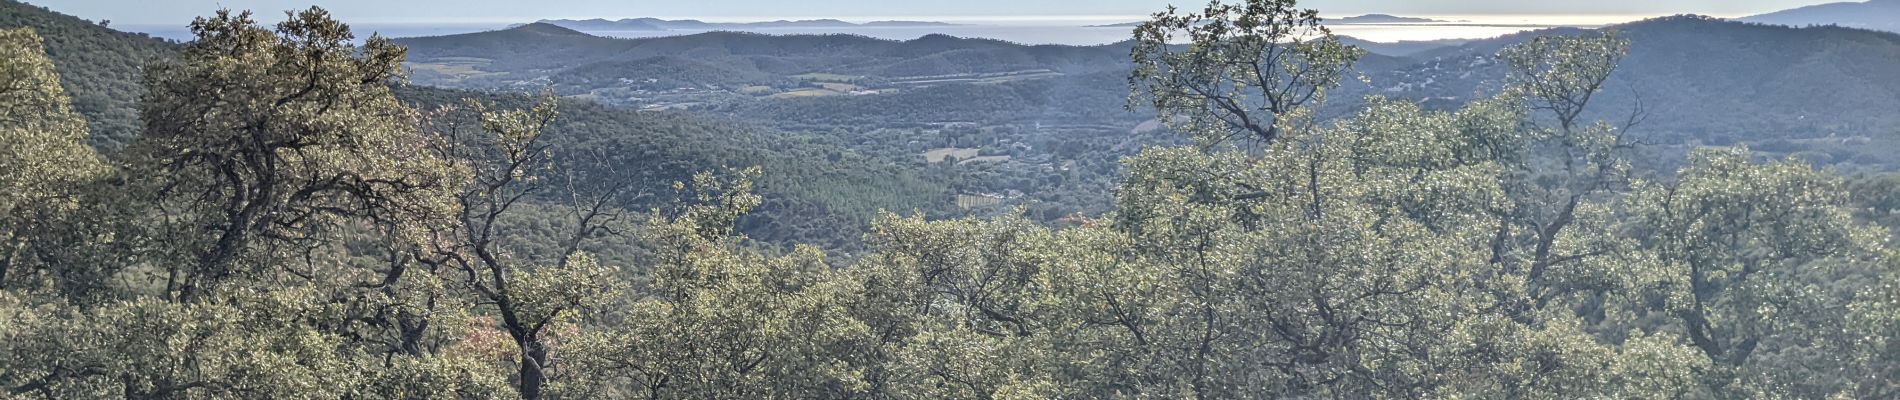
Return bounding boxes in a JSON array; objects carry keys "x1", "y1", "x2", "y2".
[{"x1": 518, "y1": 339, "x2": 549, "y2": 399}]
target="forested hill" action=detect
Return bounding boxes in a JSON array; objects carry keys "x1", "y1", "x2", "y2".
[
  {"x1": 401, "y1": 16, "x2": 1900, "y2": 146},
  {"x1": 1742, "y1": 0, "x2": 1900, "y2": 33},
  {"x1": 398, "y1": 23, "x2": 1130, "y2": 75},
  {"x1": 395, "y1": 25, "x2": 1192, "y2": 224},
  {"x1": 0, "y1": 1, "x2": 950, "y2": 250},
  {"x1": 383, "y1": 14, "x2": 1900, "y2": 230},
  {"x1": 0, "y1": 0, "x2": 174, "y2": 149},
  {"x1": 395, "y1": 23, "x2": 1420, "y2": 83},
  {"x1": 395, "y1": 87, "x2": 952, "y2": 250},
  {"x1": 16, "y1": 0, "x2": 1900, "y2": 254},
  {"x1": 393, "y1": 24, "x2": 1138, "y2": 97},
  {"x1": 1336, "y1": 35, "x2": 1469, "y2": 57},
  {"x1": 1353, "y1": 15, "x2": 1900, "y2": 148}
]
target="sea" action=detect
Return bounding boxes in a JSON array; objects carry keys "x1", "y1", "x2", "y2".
[{"x1": 115, "y1": 14, "x2": 1693, "y2": 46}]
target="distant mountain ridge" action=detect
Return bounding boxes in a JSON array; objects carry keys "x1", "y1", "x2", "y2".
[
  {"x1": 0, "y1": 1, "x2": 953, "y2": 247},
  {"x1": 396, "y1": 24, "x2": 1137, "y2": 85},
  {"x1": 535, "y1": 17, "x2": 958, "y2": 32},
  {"x1": 1088, "y1": 13, "x2": 1448, "y2": 28},
  {"x1": 1349, "y1": 15, "x2": 1900, "y2": 141},
  {"x1": 1742, "y1": 0, "x2": 1900, "y2": 33},
  {"x1": 1337, "y1": 36, "x2": 1469, "y2": 57}
]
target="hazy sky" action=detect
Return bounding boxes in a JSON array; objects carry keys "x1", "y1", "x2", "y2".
[{"x1": 32, "y1": 0, "x2": 1844, "y2": 24}]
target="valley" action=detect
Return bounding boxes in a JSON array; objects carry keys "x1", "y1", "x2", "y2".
[{"x1": 389, "y1": 14, "x2": 1900, "y2": 238}]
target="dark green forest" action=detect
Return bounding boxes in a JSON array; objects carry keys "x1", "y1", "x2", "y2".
[{"x1": 3, "y1": 0, "x2": 1900, "y2": 399}]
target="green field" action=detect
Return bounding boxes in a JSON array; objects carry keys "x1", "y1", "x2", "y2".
[
  {"x1": 406, "y1": 57, "x2": 504, "y2": 79},
  {"x1": 955, "y1": 194, "x2": 1004, "y2": 209},
  {"x1": 818, "y1": 82, "x2": 863, "y2": 92},
  {"x1": 889, "y1": 70, "x2": 1064, "y2": 86},
  {"x1": 956, "y1": 155, "x2": 1011, "y2": 165},
  {"x1": 923, "y1": 147, "x2": 981, "y2": 163},
  {"x1": 1132, "y1": 119, "x2": 1163, "y2": 134}
]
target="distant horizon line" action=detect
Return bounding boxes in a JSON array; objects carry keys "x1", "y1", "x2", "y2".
[{"x1": 105, "y1": 12, "x2": 1744, "y2": 27}]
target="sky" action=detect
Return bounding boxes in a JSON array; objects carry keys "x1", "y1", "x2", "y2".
[{"x1": 30, "y1": 0, "x2": 1844, "y2": 25}]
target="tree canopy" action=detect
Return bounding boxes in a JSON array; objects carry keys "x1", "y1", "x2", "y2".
[{"x1": 2, "y1": 0, "x2": 1899, "y2": 398}]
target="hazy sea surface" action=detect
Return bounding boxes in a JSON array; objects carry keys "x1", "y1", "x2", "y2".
[
  {"x1": 117, "y1": 15, "x2": 1679, "y2": 45},
  {"x1": 117, "y1": 22, "x2": 511, "y2": 42},
  {"x1": 537, "y1": 24, "x2": 1568, "y2": 46}
]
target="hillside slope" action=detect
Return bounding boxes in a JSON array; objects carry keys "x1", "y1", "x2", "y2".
[
  {"x1": 0, "y1": 3, "x2": 950, "y2": 249},
  {"x1": 0, "y1": 0, "x2": 174, "y2": 149},
  {"x1": 394, "y1": 15, "x2": 1900, "y2": 218},
  {"x1": 395, "y1": 25, "x2": 1134, "y2": 100},
  {"x1": 401, "y1": 16, "x2": 1900, "y2": 146},
  {"x1": 1348, "y1": 16, "x2": 1900, "y2": 142},
  {"x1": 1743, "y1": 0, "x2": 1900, "y2": 33}
]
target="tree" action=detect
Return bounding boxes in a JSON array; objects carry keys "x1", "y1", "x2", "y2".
[
  {"x1": 1, "y1": 289, "x2": 364, "y2": 398},
  {"x1": 570, "y1": 169, "x2": 890, "y2": 398},
  {"x1": 1489, "y1": 32, "x2": 1641, "y2": 310},
  {"x1": 0, "y1": 27, "x2": 108, "y2": 292},
  {"x1": 1129, "y1": 0, "x2": 1362, "y2": 148},
  {"x1": 417, "y1": 96, "x2": 625, "y2": 400},
  {"x1": 132, "y1": 7, "x2": 464, "y2": 302},
  {"x1": 1626, "y1": 148, "x2": 1892, "y2": 395}
]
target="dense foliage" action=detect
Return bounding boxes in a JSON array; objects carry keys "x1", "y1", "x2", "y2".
[
  {"x1": 0, "y1": 0, "x2": 174, "y2": 149},
  {"x1": 2, "y1": 0, "x2": 1900, "y2": 399},
  {"x1": 1, "y1": 1, "x2": 955, "y2": 251}
]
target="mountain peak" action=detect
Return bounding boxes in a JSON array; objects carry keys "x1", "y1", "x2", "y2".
[{"x1": 512, "y1": 22, "x2": 590, "y2": 36}]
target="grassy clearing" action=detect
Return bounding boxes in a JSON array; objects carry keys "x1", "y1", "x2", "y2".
[
  {"x1": 430, "y1": 56, "x2": 494, "y2": 63},
  {"x1": 1132, "y1": 119, "x2": 1163, "y2": 134},
  {"x1": 956, "y1": 155, "x2": 1011, "y2": 165},
  {"x1": 407, "y1": 57, "x2": 504, "y2": 79},
  {"x1": 818, "y1": 82, "x2": 863, "y2": 92},
  {"x1": 956, "y1": 194, "x2": 1004, "y2": 209},
  {"x1": 923, "y1": 148, "x2": 981, "y2": 163},
  {"x1": 889, "y1": 70, "x2": 1064, "y2": 86}
]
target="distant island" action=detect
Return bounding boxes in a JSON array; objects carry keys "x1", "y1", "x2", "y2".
[
  {"x1": 537, "y1": 18, "x2": 960, "y2": 32},
  {"x1": 1088, "y1": 14, "x2": 1451, "y2": 28},
  {"x1": 1332, "y1": 14, "x2": 1451, "y2": 24}
]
